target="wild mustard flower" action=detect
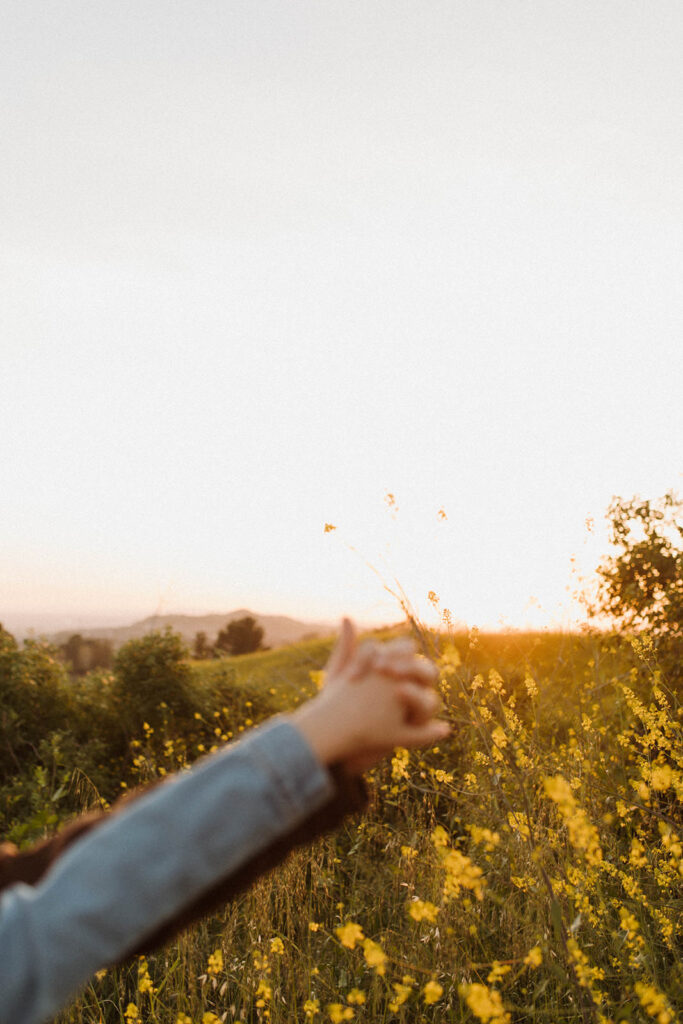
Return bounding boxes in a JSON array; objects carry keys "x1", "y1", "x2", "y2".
[
  {"x1": 442, "y1": 847, "x2": 485, "y2": 901},
  {"x1": 634, "y1": 981, "x2": 673, "y2": 1024},
  {"x1": 543, "y1": 774, "x2": 603, "y2": 865},
  {"x1": 407, "y1": 898, "x2": 440, "y2": 923},
  {"x1": 400, "y1": 844, "x2": 417, "y2": 858},
  {"x1": 270, "y1": 936, "x2": 285, "y2": 954},
  {"x1": 326, "y1": 1004, "x2": 353, "y2": 1022},
  {"x1": 303, "y1": 998, "x2": 320, "y2": 1018},
  {"x1": 391, "y1": 747, "x2": 410, "y2": 781},
  {"x1": 388, "y1": 981, "x2": 412, "y2": 1011},
  {"x1": 124, "y1": 1004, "x2": 142, "y2": 1024},
  {"x1": 619, "y1": 907, "x2": 642, "y2": 944},
  {"x1": 524, "y1": 672, "x2": 538, "y2": 698},
  {"x1": 523, "y1": 946, "x2": 542, "y2": 968},
  {"x1": 467, "y1": 825, "x2": 500, "y2": 851},
  {"x1": 346, "y1": 988, "x2": 365, "y2": 1005},
  {"x1": 362, "y1": 937, "x2": 387, "y2": 975},
  {"x1": 487, "y1": 962, "x2": 511, "y2": 984},
  {"x1": 206, "y1": 948, "x2": 223, "y2": 975},
  {"x1": 255, "y1": 979, "x2": 272, "y2": 1008},
  {"x1": 630, "y1": 836, "x2": 648, "y2": 867},
  {"x1": 335, "y1": 921, "x2": 364, "y2": 949},
  {"x1": 137, "y1": 957, "x2": 155, "y2": 994},
  {"x1": 422, "y1": 980, "x2": 443, "y2": 1005},
  {"x1": 458, "y1": 983, "x2": 510, "y2": 1024}
]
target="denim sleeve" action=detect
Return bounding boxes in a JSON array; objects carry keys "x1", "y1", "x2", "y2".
[{"x1": 0, "y1": 717, "x2": 334, "y2": 1024}]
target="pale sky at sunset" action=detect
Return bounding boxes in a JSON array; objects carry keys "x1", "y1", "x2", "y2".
[{"x1": 2, "y1": 1, "x2": 682, "y2": 635}]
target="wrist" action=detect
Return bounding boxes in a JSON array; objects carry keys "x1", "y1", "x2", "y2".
[{"x1": 287, "y1": 696, "x2": 348, "y2": 767}]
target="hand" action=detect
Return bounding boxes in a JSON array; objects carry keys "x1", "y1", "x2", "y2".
[
  {"x1": 325, "y1": 619, "x2": 443, "y2": 771},
  {"x1": 289, "y1": 619, "x2": 449, "y2": 773}
]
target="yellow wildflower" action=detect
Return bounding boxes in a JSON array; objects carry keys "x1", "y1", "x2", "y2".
[
  {"x1": 634, "y1": 981, "x2": 673, "y2": 1024},
  {"x1": 619, "y1": 908, "x2": 640, "y2": 940},
  {"x1": 326, "y1": 1004, "x2": 353, "y2": 1022},
  {"x1": 206, "y1": 948, "x2": 223, "y2": 976},
  {"x1": 506, "y1": 811, "x2": 531, "y2": 839},
  {"x1": 524, "y1": 946, "x2": 543, "y2": 968},
  {"x1": 388, "y1": 981, "x2": 412, "y2": 1011},
  {"x1": 422, "y1": 980, "x2": 443, "y2": 1005},
  {"x1": 270, "y1": 936, "x2": 285, "y2": 955},
  {"x1": 255, "y1": 979, "x2": 272, "y2": 1008},
  {"x1": 346, "y1": 988, "x2": 366, "y2": 1005},
  {"x1": 362, "y1": 937, "x2": 387, "y2": 975},
  {"x1": 442, "y1": 847, "x2": 486, "y2": 901},
  {"x1": 431, "y1": 825, "x2": 449, "y2": 848},
  {"x1": 487, "y1": 962, "x2": 511, "y2": 984},
  {"x1": 391, "y1": 747, "x2": 410, "y2": 781},
  {"x1": 543, "y1": 775, "x2": 602, "y2": 865},
  {"x1": 335, "y1": 921, "x2": 365, "y2": 949},
  {"x1": 407, "y1": 898, "x2": 440, "y2": 923},
  {"x1": 468, "y1": 825, "x2": 501, "y2": 851},
  {"x1": 459, "y1": 983, "x2": 510, "y2": 1024},
  {"x1": 304, "y1": 998, "x2": 320, "y2": 1018},
  {"x1": 137, "y1": 958, "x2": 155, "y2": 994}
]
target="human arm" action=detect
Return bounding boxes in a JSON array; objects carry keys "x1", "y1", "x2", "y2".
[
  {"x1": 0, "y1": 718, "x2": 336, "y2": 1024},
  {"x1": 0, "y1": 619, "x2": 446, "y2": 1024}
]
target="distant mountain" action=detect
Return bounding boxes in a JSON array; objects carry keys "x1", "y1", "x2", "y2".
[{"x1": 48, "y1": 610, "x2": 335, "y2": 651}]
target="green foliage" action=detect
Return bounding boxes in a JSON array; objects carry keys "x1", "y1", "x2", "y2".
[
  {"x1": 3, "y1": 619, "x2": 681, "y2": 1022},
  {"x1": 215, "y1": 615, "x2": 265, "y2": 656},
  {"x1": 591, "y1": 491, "x2": 683, "y2": 639},
  {"x1": 0, "y1": 627, "x2": 71, "y2": 778},
  {"x1": 192, "y1": 630, "x2": 213, "y2": 659},
  {"x1": 49, "y1": 628, "x2": 682, "y2": 1024},
  {"x1": 112, "y1": 628, "x2": 199, "y2": 738}
]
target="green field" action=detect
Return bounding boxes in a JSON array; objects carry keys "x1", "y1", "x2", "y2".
[{"x1": 1, "y1": 625, "x2": 681, "y2": 1023}]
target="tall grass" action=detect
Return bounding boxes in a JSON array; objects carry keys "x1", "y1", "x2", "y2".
[{"x1": 21, "y1": 628, "x2": 683, "y2": 1023}]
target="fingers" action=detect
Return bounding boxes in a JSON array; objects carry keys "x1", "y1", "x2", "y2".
[
  {"x1": 344, "y1": 635, "x2": 438, "y2": 687},
  {"x1": 325, "y1": 618, "x2": 357, "y2": 679},
  {"x1": 372, "y1": 648, "x2": 438, "y2": 686},
  {"x1": 346, "y1": 640, "x2": 382, "y2": 682},
  {"x1": 395, "y1": 680, "x2": 441, "y2": 724}
]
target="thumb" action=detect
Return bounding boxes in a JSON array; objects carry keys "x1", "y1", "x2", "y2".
[{"x1": 325, "y1": 617, "x2": 357, "y2": 678}]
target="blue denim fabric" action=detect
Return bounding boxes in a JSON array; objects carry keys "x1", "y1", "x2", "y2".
[{"x1": 0, "y1": 718, "x2": 333, "y2": 1024}]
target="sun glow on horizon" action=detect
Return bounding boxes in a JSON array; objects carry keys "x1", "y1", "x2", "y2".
[{"x1": 1, "y1": 2, "x2": 681, "y2": 636}]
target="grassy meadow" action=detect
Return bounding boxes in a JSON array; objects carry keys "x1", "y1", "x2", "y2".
[{"x1": 1, "y1": 623, "x2": 681, "y2": 1024}]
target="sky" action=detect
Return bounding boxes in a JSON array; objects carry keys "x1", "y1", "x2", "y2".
[{"x1": 1, "y1": 1, "x2": 682, "y2": 635}]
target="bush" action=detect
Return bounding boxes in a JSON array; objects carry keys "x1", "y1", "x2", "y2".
[
  {"x1": 111, "y1": 628, "x2": 199, "y2": 739},
  {"x1": 0, "y1": 627, "x2": 71, "y2": 778}
]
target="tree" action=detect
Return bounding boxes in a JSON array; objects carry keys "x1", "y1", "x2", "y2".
[
  {"x1": 215, "y1": 616, "x2": 265, "y2": 656},
  {"x1": 589, "y1": 491, "x2": 683, "y2": 638},
  {"x1": 192, "y1": 631, "x2": 213, "y2": 660},
  {"x1": 112, "y1": 628, "x2": 198, "y2": 736}
]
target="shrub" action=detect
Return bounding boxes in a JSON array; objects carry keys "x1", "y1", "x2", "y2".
[{"x1": 111, "y1": 628, "x2": 199, "y2": 739}]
